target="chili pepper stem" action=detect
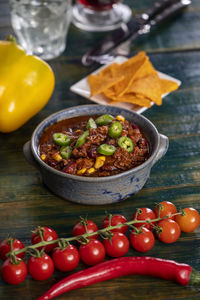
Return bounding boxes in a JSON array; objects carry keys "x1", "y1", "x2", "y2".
[
  {"x1": 12, "y1": 212, "x2": 182, "y2": 257},
  {"x1": 189, "y1": 269, "x2": 200, "y2": 285}
]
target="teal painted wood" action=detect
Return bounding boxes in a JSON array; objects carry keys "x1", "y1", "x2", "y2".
[{"x1": 1, "y1": 0, "x2": 200, "y2": 299}]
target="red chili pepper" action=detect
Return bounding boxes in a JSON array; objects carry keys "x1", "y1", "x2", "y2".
[{"x1": 37, "y1": 257, "x2": 200, "y2": 300}]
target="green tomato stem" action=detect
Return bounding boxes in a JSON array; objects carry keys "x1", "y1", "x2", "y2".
[{"x1": 12, "y1": 212, "x2": 181, "y2": 256}]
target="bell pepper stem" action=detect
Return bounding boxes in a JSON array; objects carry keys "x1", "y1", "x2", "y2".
[{"x1": 5, "y1": 35, "x2": 17, "y2": 43}]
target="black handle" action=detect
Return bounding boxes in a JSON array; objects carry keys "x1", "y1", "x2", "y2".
[
  {"x1": 149, "y1": 0, "x2": 191, "y2": 27},
  {"x1": 144, "y1": 0, "x2": 183, "y2": 21}
]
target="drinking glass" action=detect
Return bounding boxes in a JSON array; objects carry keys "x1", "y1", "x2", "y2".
[
  {"x1": 9, "y1": 0, "x2": 72, "y2": 60},
  {"x1": 72, "y1": 0, "x2": 132, "y2": 32}
]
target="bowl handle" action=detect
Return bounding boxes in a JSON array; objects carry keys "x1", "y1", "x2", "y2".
[
  {"x1": 23, "y1": 141, "x2": 39, "y2": 169},
  {"x1": 152, "y1": 134, "x2": 169, "y2": 166}
]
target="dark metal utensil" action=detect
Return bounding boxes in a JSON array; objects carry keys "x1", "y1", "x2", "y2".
[{"x1": 82, "y1": 0, "x2": 191, "y2": 66}]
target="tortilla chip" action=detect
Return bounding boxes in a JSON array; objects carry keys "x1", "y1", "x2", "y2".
[
  {"x1": 103, "y1": 87, "x2": 116, "y2": 99},
  {"x1": 99, "y1": 62, "x2": 120, "y2": 78},
  {"x1": 118, "y1": 56, "x2": 157, "y2": 97},
  {"x1": 128, "y1": 73, "x2": 163, "y2": 105},
  {"x1": 113, "y1": 54, "x2": 147, "y2": 96},
  {"x1": 87, "y1": 51, "x2": 179, "y2": 108},
  {"x1": 88, "y1": 73, "x2": 124, "y2": 97},
  {"x1": 159, "y1": 78, "x2": 179, "y2": 95},
  {"x1": 109, "y1": 93, "x2": 152, "y2": 107}
]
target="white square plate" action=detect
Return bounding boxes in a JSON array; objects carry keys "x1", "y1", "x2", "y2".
[{"x1": 70, "y1": 56, "x2": 181, "y2": 114}]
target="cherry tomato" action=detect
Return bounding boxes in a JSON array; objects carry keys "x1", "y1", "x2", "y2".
[
  {"x1": 103, "y1": 232, "x2": 129, "y2": 258},
  {"x1": 52, "y1": 244, "x2": 80, "y2": 272},
  {"x1": 31, "y1": 226, "x2": 58, "y2": 252},
  {"x1": 79, "y1": 239, "x2": 105, "y2": 266},
  {"x1": 156, "y1": 219, "x2": 181, "y2": 244},
  {"x1": 0, "y1": 238, "x2": 25, "y2": 261},
  {"x1": 102, "y1": 214, "x2": 128, "y2": 234},
  {"x1": 73, "y1": 219, "x2": 98, "y2": 240},
  {"x1": 1, "y1": 258, "x2": 27, "y2": 285},
  {"x1": 175, "y1": 208, "x2": 200, "y2": 233},
  {"x1": 28, "y1": 253, "x2": 54, "y2": 281},
  {"x1": 154, "y1": 201, "x2": 177, "y2": 220},
  {"x1": 133, "y1": 207, "x2": 156, "y2": 230},
  {"x1": 130, "y1": 228, "x2": 155, "y2": 252}
]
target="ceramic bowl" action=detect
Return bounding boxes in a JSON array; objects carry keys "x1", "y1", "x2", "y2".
[{"x1": 23, "y1": 105, "x2": 169, "y2": 205}]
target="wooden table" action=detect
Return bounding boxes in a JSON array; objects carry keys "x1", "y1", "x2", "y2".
[{"x1": 1, "y1": 1, "x2": 200, "y2": 299}]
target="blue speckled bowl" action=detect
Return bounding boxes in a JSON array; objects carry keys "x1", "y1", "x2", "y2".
[{"x1": 23, "y1": 105, "x2": 168, "y2": 205}]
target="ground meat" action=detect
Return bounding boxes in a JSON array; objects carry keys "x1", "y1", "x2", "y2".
[
  {"x1": 138, "y1": 138, "x2": 148, "y2": 148},
  {"x1": 106, "y1": 138, "x2": 117, "y2": 146},
  {"x1": 88, "y1": 126, "x2": 108, "y2": 145},
  {"x1": 76, "y1": 158, "x2": 94, "y2": 170},
  {"x1": 128, "y1": 126, "x2": 138, "y2": 137},
  {"x1": 102, "y1": 156, "x2": 117, "y2": 171},
  {"x1": 113, "y1": 148, "x2": 133, "y2": 170},
  {"x1": 98, "y1": 170, "x2": 112, "y2": 177},
  {"x1": 40, "y1": 143, "x2": 58, "y2": 153},
  {"x1": 129, "y1": 130, "x2": 143, "y2": 144},
  {"x1": 130, "y1": 147, "x2": 148, "y2": 166},
  {"x1": 133, "y1": 146, "x2": 148, "y2": 157},
  {"x1": 121, "y1": 130, "x2": 128, "y2": 136},
  {"x1": 122, "y1": 120, "x2": 130, "y2": 131},
  {"x1": 57, "y1": 159, "x2": 70, "y2": 170},
  {"x1": 72, "y1": 142, "x2": 90, "y2": 158}
]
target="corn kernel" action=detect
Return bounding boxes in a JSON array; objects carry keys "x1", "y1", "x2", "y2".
[
  {"x1": 75, "y1": 129, "x2": 81, "y2": 134},
  {"x1": 77, "y1": 168, "x2": 87, "y2": 175},
  {"x1": 40, "y1": 154, "x2": 46, "y2": 161},
  {"x1": 52, "y1": 153, "x2": 62, "y2": 162},
  {"x1": 94, "y1": 156, "x2": 106, "y2": 169},
  {"x1": 87, "y1": 167, "x2": 95, "y2": 175},
  {"x1": 116, "y1": 115, "x2": 125, "y2": 122}
]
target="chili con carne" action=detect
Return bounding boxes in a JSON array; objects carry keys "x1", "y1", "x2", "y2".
[
  {"x1": 39, "y1": 115, "x2": 150, "y2": 177},
  {"x1": 36, "y1": 256, "x2": 200, "y2": 300}
]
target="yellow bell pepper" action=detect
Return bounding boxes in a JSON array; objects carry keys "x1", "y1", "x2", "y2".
[{"x1": 0, "y1": 39, "x2": 55, "y2": 133}]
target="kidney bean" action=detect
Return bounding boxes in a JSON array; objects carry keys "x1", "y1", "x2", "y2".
[
  {"x1": 87, "y1": 147, "x2": 98, "y2": 158},
  {"x1": 63, "y1": 161, "x2": 77, "y2": 174},
  {"x1": 131, "y1": 123, "x2": 139, "y2": 130}
]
